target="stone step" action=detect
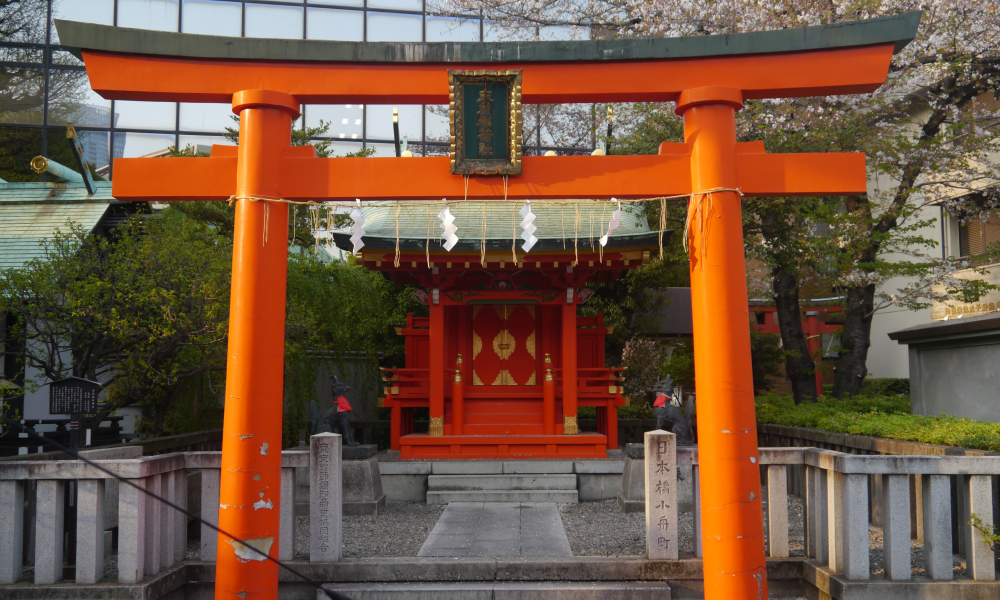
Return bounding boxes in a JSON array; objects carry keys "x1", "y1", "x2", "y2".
[
  {"x1": 426, "y1": 489, "x2": 579, "y2": 504},
  {"x1": 320, "y1": 581, "x2": 671, "y2": 599},
  {"x1": 428, "y1": 474, "x2": 577, "y2": 491}
]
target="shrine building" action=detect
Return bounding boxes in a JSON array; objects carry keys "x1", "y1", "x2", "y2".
[{"x1": 334, "y1": 201, "x2": 669, "y2": 459}]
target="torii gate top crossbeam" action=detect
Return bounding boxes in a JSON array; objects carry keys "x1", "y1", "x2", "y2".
[{"x1": 56, "y1": 13, "x2": 920, "y2": 105}]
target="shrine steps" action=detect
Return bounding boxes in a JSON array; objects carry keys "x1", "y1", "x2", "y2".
[
  {"x1": 399, "y1": 432, "x2": 609, "y2": 460},
  {"x1": 426, "y1": 473, "x2": 579, "y2": 504}
]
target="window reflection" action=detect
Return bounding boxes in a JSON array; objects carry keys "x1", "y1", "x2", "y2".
[
  {"x1": 366, "y1": 12, "x2": 422, "y2": 42},
  {"x1": 48, "y1": 81, "x2": 113, "y2": 128},
  {"x1": 0, "y1": 67, "x2": 45, "y2": 125},
  {"x1": 114, "y1": 131, "x2": 176, "y2": 158},
  {"x1": 306, "y1": 104, "x2": 364, "y2": 140},
  {"x1": 181, "y1": 0, "x2": 240, "y2": 36},
  {"x1": 367, "y1": 0, "x2": 422, "y2": 12},
  {"x1": 179, "y1": 103, "x2": 235, "y2": 133},
  {"x1": 0, "y1": 0, "x2": 595, "y2": 179},
  {"x1": 366, "y1": 105, "x2": 420, "y2": 142},
  {"x1": 115, "y1": 100, "x2": 177, "y2": 130},
  {"x1": 426, "y1": 16, "x2": 479, "y2": 42},
  {"x1": 306, "y1": 8, "x2": 363, "y2": 41},
  {"x1": 117, "y1": 0, "x2": 180, "y2": 32},
  {"x1": 245, "y1": 4, "x2": 303, "y2": 39}
]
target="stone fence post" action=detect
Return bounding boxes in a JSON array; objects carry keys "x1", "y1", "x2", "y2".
[
  {"x1": 310, "y1": 433, "x2": 342, "y2": 562},
  {"x1": 645, "y1": 429, "x2": 678, "y2": 559}
]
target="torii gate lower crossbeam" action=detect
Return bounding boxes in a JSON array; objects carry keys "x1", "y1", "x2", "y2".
[{"x1": 55, "y1": 13, "x2": 921, "y2": 600}]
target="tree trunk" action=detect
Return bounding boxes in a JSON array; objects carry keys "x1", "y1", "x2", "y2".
[
  {"x1": 832, "y1": 283, "x2": 876, "y2": 398},
  {"x1": 772, "y1": 270, "x2": 817, "y2": 404}
]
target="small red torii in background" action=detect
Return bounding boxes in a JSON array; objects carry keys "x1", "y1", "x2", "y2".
[{"x1": 57, "y1": 13, "x2": 919, "y2": 600}]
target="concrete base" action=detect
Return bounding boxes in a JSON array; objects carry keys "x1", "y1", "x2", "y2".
[
  {"x1": 320, "y1": 581, "x2": 671, "y2": 599},
  {"x1": 345, "y1": 494, "x2": 387, "y2": 516},
  {"x1": 343, "y1": 456, "x2": 385, "y2": 516},
  {"x1": 804, "y1": 560, "x2": 1000, "y2": 600},
  {"x1": 343, "y1": 444, "x2": 378, "y2": 459},
  {"x1": 617, "y1": 493, "x2": 645, "y2": 513}
]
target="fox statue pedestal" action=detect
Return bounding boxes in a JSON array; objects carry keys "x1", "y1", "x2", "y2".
[{"x1": 343, "y1": 452, "x2": 385, "y2": 516}]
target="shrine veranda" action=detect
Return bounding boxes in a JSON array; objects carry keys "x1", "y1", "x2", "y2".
[{"x1": 54, "y1": 13, "x2": 921, "y2": 600}]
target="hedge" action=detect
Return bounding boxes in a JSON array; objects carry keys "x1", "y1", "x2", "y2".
[{"x1": 755, "y1": 393, "x2": 1000, "y2": 453}]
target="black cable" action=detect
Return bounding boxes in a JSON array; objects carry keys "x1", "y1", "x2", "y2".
[{"x1": 2, "y1": 418, "x2": 352, "y2": 600}]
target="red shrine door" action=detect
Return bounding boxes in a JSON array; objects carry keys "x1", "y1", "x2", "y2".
[{"x1": 471, "y1": 304, "x2": 537, "y2": 386}]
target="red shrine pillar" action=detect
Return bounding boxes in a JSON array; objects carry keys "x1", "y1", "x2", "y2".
[
  {"x1": 561, "y1": 289, "x2": 578, "y2": 434},
  {"x1": 677, "y1": 86, "x2": 767, "y2": 599},
  {"x1": 216, "y1": 90, "x2": 296, "y2": 600},
  {"x1": 428, "y1": 290, "x2": 445, "y2": 436}
]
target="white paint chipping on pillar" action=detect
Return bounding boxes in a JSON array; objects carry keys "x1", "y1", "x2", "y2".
[
  {"x1": 965, "y1": 475, "x2": 995, "y2": 581},
  {"x1": 34, "y1": 479, "x2": 66, "y2": 584},
  {"x1": 201, "y1": 468, "x2": 221, "y2": 561},
  {"x1": 310, "y1": 433, "x2": 343, "y2": 562},
  {"x1": 76, "y1": 479, "x2": 105, "y2": 584},
  {"x1": 0, "y1": 480, "x2": 24, "y2": 584},
  {"x1": 882, "y1": 474, "x2": 911, "y2": 581},
  {"x1": 117, "y1": 478, "x2": 146, "y2": 584},
  {"x1": 766, "y1": 464, "x2": 788, "y2": 558},
  {"x1": 644, "y1": 430, "x2": 678, "y2": 560}
]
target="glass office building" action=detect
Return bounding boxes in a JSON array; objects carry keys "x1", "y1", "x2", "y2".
[{"x1": 0, "y1": 0, "x2": 595, "y2": 181}]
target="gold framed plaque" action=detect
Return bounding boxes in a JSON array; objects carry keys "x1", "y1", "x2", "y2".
[{"x1": 448, "y1": 70, "x2": 523, "y2": 176}]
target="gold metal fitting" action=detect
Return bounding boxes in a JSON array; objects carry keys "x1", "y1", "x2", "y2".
[
  {"x1": 545, "y1": 368, "x2": 553, "y2": 382},
  {"x1": 454, "y1": 370, "x2": 462, "y2": 383},
  {"x1": 429, "y1": 416, "x2": 444, "y2": 437},
  {"x1": 563, "y1": 415, "x2": 578, "y2": 435},
  {"x1": 456, "y1": 353, "x2": 464, "y2": 366},
  {"x1": 544, "y1": 353, "x2": 552, "y2": 364}
]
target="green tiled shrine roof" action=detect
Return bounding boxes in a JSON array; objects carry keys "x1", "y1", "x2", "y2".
[
  {"x1": 333, "y1": 200, "x2": 667, "y2": 253},
  {"x1": 0, "y1": 182, "x2": 116, "y2": 270}
]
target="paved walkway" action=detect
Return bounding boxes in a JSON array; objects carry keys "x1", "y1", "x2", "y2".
[{"x1": 417, "y1": 502, "x2": 573, "y2": 557}]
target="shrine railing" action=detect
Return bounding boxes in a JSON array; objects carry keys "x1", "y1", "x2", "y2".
[
  {"x1": 675, "y1": 446, "x2": 1000, "y2": 582},
  {"x1": 0, "y1": 444, "x2": 325, "y2": 585},
  {"x1": 380, "y1": 366, "x2": 624, "y2": 403}
]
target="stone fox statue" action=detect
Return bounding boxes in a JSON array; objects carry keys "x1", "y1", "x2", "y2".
[
  {"x1": 651, "y1": 375, "x2": 695, "y2": 446},
  {"x1": 309, "y1": 376, "x2": 359, "y2": 447}
]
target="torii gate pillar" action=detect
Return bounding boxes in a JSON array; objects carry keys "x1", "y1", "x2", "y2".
[
  {"x1": 679, "y1": 86, "x2": 766, "y2": 597},
  {"x1": 215, "y1": 90, "x2": 295, "y2": 600}
]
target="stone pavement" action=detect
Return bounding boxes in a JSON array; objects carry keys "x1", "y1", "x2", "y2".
[{"x1": 417, "y1": 502, "x2": 572, "y2": 557}]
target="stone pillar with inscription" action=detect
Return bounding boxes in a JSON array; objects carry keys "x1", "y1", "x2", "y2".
[
  {"x1": 310, "y1": 433, "x2": 342, "y2": 562},
  {"x1": 645, "y1": 430, "x2": 678, "y2": 559}
]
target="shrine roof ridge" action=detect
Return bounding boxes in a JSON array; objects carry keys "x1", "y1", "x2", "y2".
[{"x1": 56, "y1": 12, "x2": 920, "y2": 65}]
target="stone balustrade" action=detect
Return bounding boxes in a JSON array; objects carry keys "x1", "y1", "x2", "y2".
[
  {"x1": 0, "y1": 435, "x2": 342, "y2": 586},
  {"x1": 679, "y1": 446, "x2": 1000, "y2": 583},
  {"x1": 2, "y1": 438, "x2": 998, "y2": 591}
]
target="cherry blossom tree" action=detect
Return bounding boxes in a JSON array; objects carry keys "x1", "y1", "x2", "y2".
[{"x1": 430, "y1": 0, "x2": 1000, "y2": 399}]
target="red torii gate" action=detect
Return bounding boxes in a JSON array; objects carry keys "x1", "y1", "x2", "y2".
[{"x1": 58, "y1": 13, "x2": 919, "y2": 600}]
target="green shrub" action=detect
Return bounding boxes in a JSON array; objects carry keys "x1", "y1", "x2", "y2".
[{"x1": 756, "y1": 394, "x2": 1000, "y2": 452}]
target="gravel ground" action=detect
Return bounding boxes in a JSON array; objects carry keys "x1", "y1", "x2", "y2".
[{"x1": 295, "y1": 501, "x2": 445, "y2": 558}]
